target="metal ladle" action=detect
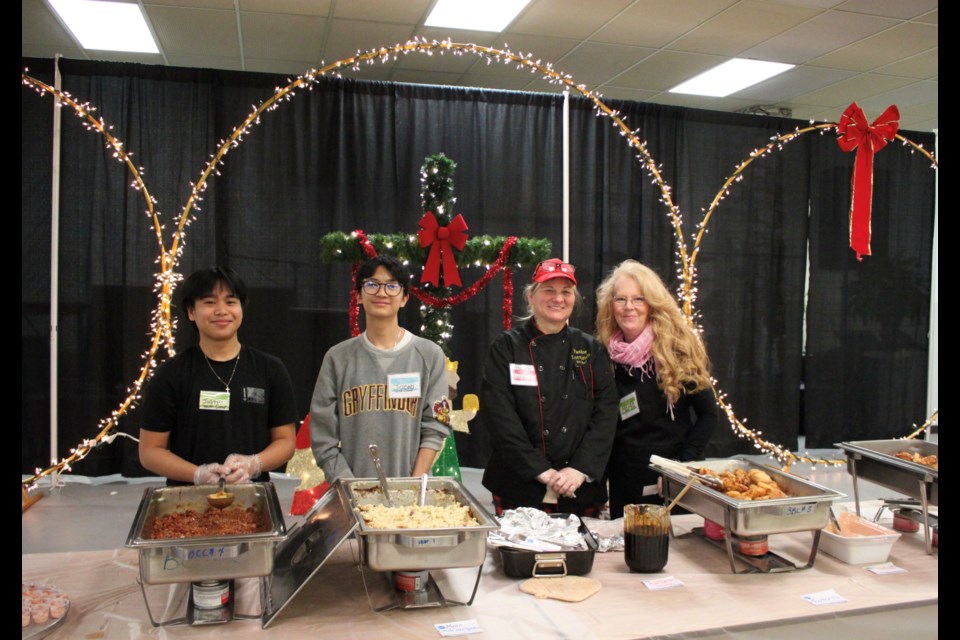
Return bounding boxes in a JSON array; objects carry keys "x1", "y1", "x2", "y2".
[
  {"x1": 368, "y1": 444, "x2": 393, "y2": 507},
  {"x1": 207, "y1": 476, "x2": 235, "y2": 509}
]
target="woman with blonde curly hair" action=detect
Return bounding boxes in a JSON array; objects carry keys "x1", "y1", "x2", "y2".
[{"x1": 596, "y1": 260, "x2": 717, "y2": 518}]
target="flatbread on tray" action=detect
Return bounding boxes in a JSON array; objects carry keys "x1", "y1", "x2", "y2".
[{"x1": 519, "y1": 576, "x2": 601, "y2": 602}]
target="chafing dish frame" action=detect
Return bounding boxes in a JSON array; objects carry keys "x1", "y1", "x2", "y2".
[
  {"x1": 653, "y1": 458, "x2": 845, "y2": 574},
  {"x1": 338, "y1": 477, "x2": 499, "y2": 610},
  {"x1": 125, "y1": 482, "x2": 287, "y2": 626},
  {"x1": 837, "y1": 439, "x2": 938, "y2": 554}
]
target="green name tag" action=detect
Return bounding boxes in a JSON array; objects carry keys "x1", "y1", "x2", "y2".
[
  {"x1": 199, "y1": 390, "x2": 230, "y2": 411},
  {"x1": 619, "y1": 391, "x2": 639, "y2": 420}
]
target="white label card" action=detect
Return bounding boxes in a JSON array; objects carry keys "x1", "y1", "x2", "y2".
[
  {"x1": 802, "y1": 589, "x2": 848, "y2": 606},
  {"x1": 199, "y1": 390, "x2": 230, "y2": 411},
  {"x1": 509, "y1": 363, "x2": 538, "y2": 386},
  {"x1": 387, "y1": 373, "x2": 421, "y2": 399},
  {"x1": 435, "y1": 619, "x2": 483, "y2": 636},
  {"x1": 867, "y1": 562, "x2": 906, "y2": 575},
  {"x1": 643, "y1": 576, "x2": 684, "y2": 591},
  {"x1": 619, "y1": 391, "x2": 640, "y2": 420}
]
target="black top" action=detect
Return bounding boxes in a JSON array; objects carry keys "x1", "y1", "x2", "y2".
[
  {"x1": 606, "y1": 363, "x2": 718, "y2": 517},
  {"x1": 481, "y1": 319, "x2": 619, "y2": 510},
  {"x1": 140, "y1": 345, "x2": 298, "y2": 485}
]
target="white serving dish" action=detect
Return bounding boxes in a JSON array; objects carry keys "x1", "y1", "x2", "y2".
[{"x1": 818, "y1": 513, "x2": 901, "y2": 565}]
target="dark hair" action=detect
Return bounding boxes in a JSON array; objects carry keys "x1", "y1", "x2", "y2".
[
  {"x1": 355, "y1": 256, "x2": 411, "y2": 295},
  {"x1": 179, "y1": 266, "x2": 248, "y2": 331}
]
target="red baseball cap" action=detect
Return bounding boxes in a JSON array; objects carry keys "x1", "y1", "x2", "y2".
[{"x1": 532, "y1": 259, "x2": 577, "y2": 285}]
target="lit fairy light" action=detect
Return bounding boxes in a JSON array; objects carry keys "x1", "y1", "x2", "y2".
[{"x1": 22, "y1": 38, "x2": 939, "y2": 488}]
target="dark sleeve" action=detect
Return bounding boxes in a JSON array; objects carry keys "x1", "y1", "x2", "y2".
[
  {"x1": 567, "y1": 343, "x2": 620, "y2": 480},
  {"x1": 678, "y1": 386, "x2": 719, "y2": 461},
  {"x1": 267, "y1": 355, "x2": 299, "y2": 429},
  {"x1": 480, "y1": 334, "x2": 552, "y2": 480},
  {"x1": 139, "y1": 359, "x2": 178, "y2": 433}
]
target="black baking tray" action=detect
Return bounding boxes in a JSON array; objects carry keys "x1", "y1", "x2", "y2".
[{"x1": 498, "y1": 513, "x2": 599, "y2": 578}]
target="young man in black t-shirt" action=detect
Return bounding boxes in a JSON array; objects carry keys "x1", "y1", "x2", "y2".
[{"x1": 139, "y1": 267, "x2": 297, "y2": 485}]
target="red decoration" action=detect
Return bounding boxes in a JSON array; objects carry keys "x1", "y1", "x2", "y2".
[
  {"x1": 417, "y1": 212, "x2": 469, "y2": 287},
  {"x1": 836, "y1": 103, "x2": 900, "y2": 260},
  {"x1": 346, "y1": 231, "x2": 518, "y2": 333}
]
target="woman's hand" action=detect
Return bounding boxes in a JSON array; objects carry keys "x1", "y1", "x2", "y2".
[
  {"x1": 536, "y1": 469, "x2": 559, "y2": 486},
  {"x1": 549, "y1": 467, "x2": 587, "y2": 497}
]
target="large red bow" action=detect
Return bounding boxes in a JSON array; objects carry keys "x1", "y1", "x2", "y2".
[
  {"x1": 836, "y1": 102, "x2": 900, "y2": 260},
  {"x1": 417, "y1": 212, "x2": 469, "y2": 287}
]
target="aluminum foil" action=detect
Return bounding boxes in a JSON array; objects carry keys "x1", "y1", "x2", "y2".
[
  {"x1": 498, "y1": 508, "x2": 587, "y2": 550},
  {"x1": 583, "y1": 517, "x2": 625, "y2": 553}
]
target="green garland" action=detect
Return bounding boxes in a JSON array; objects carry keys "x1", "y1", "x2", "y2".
[{"x1": 319, "y1": 232, "x2": 551, "y2": 267}]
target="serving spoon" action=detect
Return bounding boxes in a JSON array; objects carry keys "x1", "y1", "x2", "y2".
[{"x1": 207, "y1": 476, "x2": 235, "y2": 509}]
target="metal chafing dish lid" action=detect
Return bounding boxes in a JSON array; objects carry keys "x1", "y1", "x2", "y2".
[{"x1": 262, "y1": 481, "x2": 358, "y2": 629}]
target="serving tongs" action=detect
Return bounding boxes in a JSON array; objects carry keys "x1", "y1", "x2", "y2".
[
  {"x1": 368, "y1": 443, "x2": 393, "y2": 507},
  {"x1": 649, "y1": 455, "x2": 724, "y2": 490}
]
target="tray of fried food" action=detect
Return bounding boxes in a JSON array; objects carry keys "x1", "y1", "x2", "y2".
[
  {"x1": 893, "y1": 450, "x2": 938, "y2": 470},
  {"x1": 697, "y1": 466, "x2": 789, "y2": 501}
]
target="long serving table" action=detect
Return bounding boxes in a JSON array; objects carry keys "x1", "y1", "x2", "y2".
[{"x1": 22, "y1": 503, "x2": 937, "y2": 639}]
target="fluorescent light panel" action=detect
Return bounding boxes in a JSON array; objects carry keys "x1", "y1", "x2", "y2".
[
  {"x1": 49, "y1": 0, "x2": 159, "y2": 53},
  {"x1": 425, "y1": 0, "x2": 531, "y2": 32},
  {"x1": 670, "y1": 59, "x2": 794, "y2": 97}
]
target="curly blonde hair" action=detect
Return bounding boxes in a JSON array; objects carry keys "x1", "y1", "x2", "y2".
[{"x1": 596, "y1": 260, "x2": 711, "y2": 403}]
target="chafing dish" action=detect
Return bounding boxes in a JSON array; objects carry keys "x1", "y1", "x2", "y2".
[
  {"x1": 652, "y1": 458, "x2": 845, "y2": 573},
  {"x1": 126, "y1": 482, "x2": 286, "y2": 585},
  {"x1": 837, "y1": 439, "x2": 938, "y2": 554},
  {"x1": 338, "y1": 477, "x2": 498, "y2": 572}
]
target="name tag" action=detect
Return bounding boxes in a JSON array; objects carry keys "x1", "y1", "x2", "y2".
[
  {"x1": 619, "y1": 391, "x2": 640, "y2": 420},
  {"x1": 388, "y1": 373, "x2": 421, "y2": 398},
  {"x1": 199, "y1": 390, "x2": 230, "y2": 411},
  {"x1": 509, "y1": 363, "x2": 538, "y2": 386}
]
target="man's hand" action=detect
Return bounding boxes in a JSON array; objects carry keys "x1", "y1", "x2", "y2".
[
  {"x1": 548, "y1": 467, "x2": 586, "y2": 497},
  {"x1": 223, "y1": 453, "x2": 262, "y2": 484},
  {"x1": 193, "y1": 462, "x2": 227, "y2": 485}
]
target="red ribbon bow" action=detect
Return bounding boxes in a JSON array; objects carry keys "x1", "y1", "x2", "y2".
[
  {"x1": 417, "y1": 212, "x2": 469, "y2": 287},
  {"x1": 836, "y1": 102, "x2": 900, "y2": 260}
]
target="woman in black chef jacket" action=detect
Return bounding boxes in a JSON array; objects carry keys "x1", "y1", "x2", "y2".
[
  {"x1": 481, "y1": 259, "x2": 619, "y2": 517},
  {"x1": 595, "y1": 260, "x2": 718, "y2": 519}
]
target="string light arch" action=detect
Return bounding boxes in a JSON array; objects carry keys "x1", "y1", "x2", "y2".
[{"x1": 21, "y1": 39, "x2": 937, "y2": 487}]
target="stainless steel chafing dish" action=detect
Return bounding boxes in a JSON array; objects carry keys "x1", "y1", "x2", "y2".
[
  {"x1": 652, "y1": 457, "x2": 845, "y2": 573},
  {"x1": 339, "y1": 477, "x2": 498, "y2": 572},
  {"x1": 837, "y1": 439, "x2": 938, "y2": 554},
  {"x1": 837, "y1": 440, "x2": 938, "y2": 505},
  {"x1": 126, "y1": 482, "x2": 286, "y2": 585}
]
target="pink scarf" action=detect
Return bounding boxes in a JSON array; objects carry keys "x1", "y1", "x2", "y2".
[{"x1": 606, "y1": 326, "x2": 656, "y2": 380}]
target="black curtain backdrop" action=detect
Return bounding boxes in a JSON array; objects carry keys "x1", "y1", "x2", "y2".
[{"x1": 21, "y1": 58, "x2": 935, "y2": 475}]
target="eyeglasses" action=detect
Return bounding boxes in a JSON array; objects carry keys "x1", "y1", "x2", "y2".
[
  {"x1": 534, "y1": 261, "x2": 576, "y2": 277},
  {"x1": 362, "y1": 280, "x2": 404, "y2": 297},
  {"x1": 613, "y1": 296, "x2": 646, "y2": 308}
]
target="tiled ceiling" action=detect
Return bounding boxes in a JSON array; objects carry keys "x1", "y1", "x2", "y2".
[{"x1": 22, "y1": 0, "x2": 938, "y2": 130}]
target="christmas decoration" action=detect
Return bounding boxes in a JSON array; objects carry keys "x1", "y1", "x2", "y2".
[{"x1": 836, "y1": 103, "x2": 901, "y2": 260}]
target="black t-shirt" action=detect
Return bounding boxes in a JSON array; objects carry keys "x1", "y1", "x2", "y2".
[{"x1": 140, "y1": 345, "x2": 297, "y2": 484}]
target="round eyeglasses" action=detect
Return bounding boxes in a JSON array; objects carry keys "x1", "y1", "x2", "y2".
[{"x1": 362, "y1": 280, "x2": 404, "y2": 297}]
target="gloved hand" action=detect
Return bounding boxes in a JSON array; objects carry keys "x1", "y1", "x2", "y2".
[
  {"x1": 193, "y1": 462, "x2": 227, "y2": 485},
  {"x1": 223, "y1": 453, "x2": 262, "y2": 484}
]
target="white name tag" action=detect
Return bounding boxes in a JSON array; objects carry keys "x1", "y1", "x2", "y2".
[
  {"x1": 619, "y1": 391, "x2": 640, "y2": 420},
  {"x1": 199, "y1": 390, "x2": 230, "y2": 411},
  {"x1": 509, "y1": 363, "x2": 538, "y2": 386},
  {"x1": 388, "y1": 372, "x2": 421, "y2": 398}
]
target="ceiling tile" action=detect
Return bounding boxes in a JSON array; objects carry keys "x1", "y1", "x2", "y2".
[
  {"x1": 332, "y1": 0, "x2": 432, "y2": 23},
  {"x1": 857, "y1": 79, "x2": 937, "y2": 112},
  {"x1": 509, "y1": 0, "x2": 635, "y2": 39},
  {"x1": 590, "y1": 0, "x2": 737, "y2": 48},
  {"x1": 742, "y1": 11, "x2": 896, "y2": 63},
  {"x1": 735, "y1": 65, "x2": 857, "y2": 102},
  {"x1": 614, "y1": 50, "x2": 726, "y2": 92},
  {"x1": 487, "y1": 34, "x2": 581, "y2": 63},
  {"x1": 22, "y1": 0, "x2": 77, "y2": 48},
  {"x1": 671, "y1": 0, "x2": 821, "y2": 55},
  {"x1": 875, "y1": 49, "x2": 937, "y2": 79},
  {"x1": 836, "y1": 0, "x2": 938, "y2": 20},
  {"x1": 147, "y1": 6, "x2": 240, "y2": 57},
  {"x1": 240, "y1": 0, "x2": 332, "y2": 17},
  {"x1": 321, "y1": 20, "x2": 414, "y2": 65},
  {"x1": 915, "y1": 9, "x2": 937, "y2": 25},
  {"x1": 811, "y1": 22, "x2": 938, "y2": 71},
  {"x1": 553, "y1": 42, "x2": 655, "y2": 88},
  {"x1": 789, "y1": 72, "x2": 915, "y2": 108},
  {"x1": 240, "y1": 12, "x2": 325, "y2": 60},
  {"x1": 147, "y1": 0, "x2": 235, "y2": 9}
]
